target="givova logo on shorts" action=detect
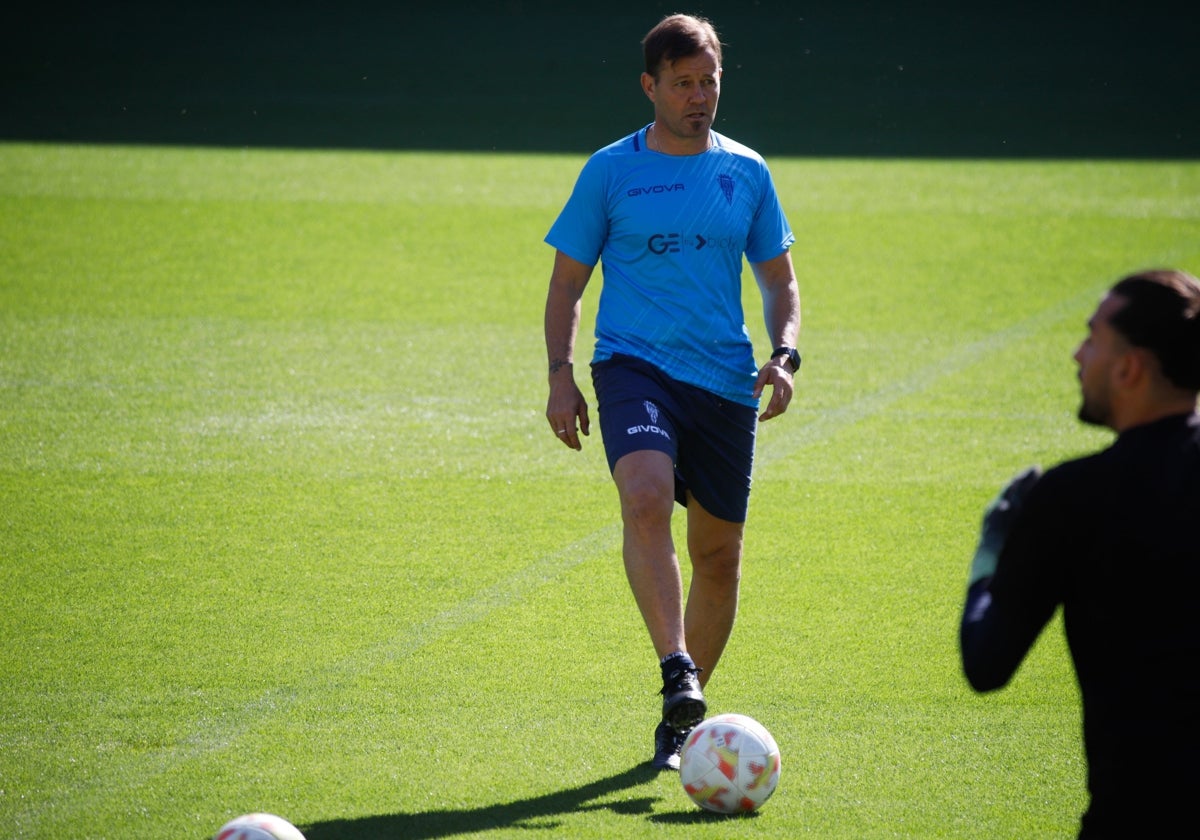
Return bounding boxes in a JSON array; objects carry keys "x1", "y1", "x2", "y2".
[{"x1": 627, "y1": 400, "x2": 671, "y2": 439}]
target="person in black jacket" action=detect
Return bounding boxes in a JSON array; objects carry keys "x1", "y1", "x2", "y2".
[{"x1": 960, "y1": 268, "x2": 1200, "y2": 839}]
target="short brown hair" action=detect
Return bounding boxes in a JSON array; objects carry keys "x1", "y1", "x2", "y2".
[
  {"x1": 1109, "y1": 268, "x2": 1200, "y2": 390},
  {"x1": 642, "y1": 14, "x2": 723, "y2": 78}
]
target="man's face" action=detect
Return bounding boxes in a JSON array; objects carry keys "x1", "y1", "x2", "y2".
[
  {"x1": 1073, "y1": 293, "x2": 1130, "y2": 428},
  {"x1": 642, "y1": 47, "x2": 721, "y2": 142}
]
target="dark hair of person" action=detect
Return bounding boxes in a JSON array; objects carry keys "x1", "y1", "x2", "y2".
[
  {"x1": 642, "y1": 14, "x2": 723, "y2": 79},
  {"x1": 1110, "y1": 268, "x2": 1200, "y2": 391}
]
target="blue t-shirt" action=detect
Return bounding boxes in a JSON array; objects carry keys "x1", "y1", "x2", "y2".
[{"x1": 546, "y1": 125, "x2": 795, "y2": 406}]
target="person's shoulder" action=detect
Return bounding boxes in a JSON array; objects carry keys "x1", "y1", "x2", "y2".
[
  {"x1": 1029, "y1": 442, "x2": 1118, "y2": 505},
  {"x1": 588, "y1": 129, "x2": 645, "y2": 162},
  {"x1": 1043, "y1": 447, "x2": 1109, "y2": 480},
  {"x1": 572, "y1": 129, "x2": 644, "y2": 183},
  {"x1": 711, "y1": 131, "x2": 768, "y2": 165}
]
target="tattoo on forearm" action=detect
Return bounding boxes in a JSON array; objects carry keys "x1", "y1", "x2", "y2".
[{"x1": 549, "y1": 358, "x2": 573, "y2": 375}]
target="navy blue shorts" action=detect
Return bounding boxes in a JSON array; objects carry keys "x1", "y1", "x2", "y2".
[{"x1": 591, "y1": 353, "x2": 756, "y2": 523}]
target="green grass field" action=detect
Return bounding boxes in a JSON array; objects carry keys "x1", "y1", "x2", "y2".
[{"x1": 2, "y1": 142, "x2": 1197, "y2": 838}]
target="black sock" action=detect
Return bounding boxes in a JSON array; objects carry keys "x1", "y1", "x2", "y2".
[{"x1": 660, "y1": 651, "x2": 696, "y2": 684}]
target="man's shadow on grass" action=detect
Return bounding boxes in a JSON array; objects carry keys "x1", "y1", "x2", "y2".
[{"x1": 299, "y1": 762, "x2": 748, "y2": 839}]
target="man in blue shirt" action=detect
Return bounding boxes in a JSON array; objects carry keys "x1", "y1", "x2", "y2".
[{"x1": 542, "y1": 13, "x2": 802, "y2": 770}]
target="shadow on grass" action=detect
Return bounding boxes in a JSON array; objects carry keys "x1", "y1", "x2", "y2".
[{"x1": 300, "y1": 762, "x2": 691, "y2": 839}]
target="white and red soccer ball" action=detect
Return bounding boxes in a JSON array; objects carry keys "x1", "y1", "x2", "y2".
[
  {"x1": 679, "y1": 713, "x2": 782, "y2": 814},
  {"x1": 214, "y1": 813, "x2": 306, "y2": 840}
]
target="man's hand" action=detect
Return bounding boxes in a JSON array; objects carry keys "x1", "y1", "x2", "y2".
[
  {"x1": 968, "y1": 465, "x2": 1043, "y2": 586},
  {"x1": 546, "y1": 368, "x2": 590, "y2": 451},
  {"x1": 753, "y1": 358, "x2": 794, "y2": 422}
]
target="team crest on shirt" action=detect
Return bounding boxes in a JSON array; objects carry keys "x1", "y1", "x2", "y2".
[
  {"x1": 644, "y1": 401, "x2": 659, "y2": 425},
  {"x1": 718, "y1": 174, "x2": 734, "y2": 205},
  {"x1": 626, "y1": 400, "x2": 671, "y2": 440}
]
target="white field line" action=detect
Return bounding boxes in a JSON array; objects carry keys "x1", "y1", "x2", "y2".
[
  {"x1": 11, "y1": 287, "x2": 1100, "y2": 835},
  {"x1": 10, "y1": 526, "x2": 623, "y2": 836}
]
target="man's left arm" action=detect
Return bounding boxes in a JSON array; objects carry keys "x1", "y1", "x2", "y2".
[{"x1": 750, "y1": 250, "x2": 801, "y2": 422}]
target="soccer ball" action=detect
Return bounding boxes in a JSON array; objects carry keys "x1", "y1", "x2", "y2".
[
  {"x1": 213, "y1": 813, "x2": 306, "y2": 840},
  {"x1": 679, "y1": 713, "x2": 782, "y2": 814}
]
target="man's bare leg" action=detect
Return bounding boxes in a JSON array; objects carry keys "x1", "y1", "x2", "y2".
[{"x1": 683, "y1": 495, "x2": 744, "y2": 689}]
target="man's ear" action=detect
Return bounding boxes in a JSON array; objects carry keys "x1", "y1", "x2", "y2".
[
  {"x1": 1114, "y1": 346, "x2": 1151, "y2": 390},
  {"x1": 640, "y1": 72, "x2": 656, "y2": 102}
]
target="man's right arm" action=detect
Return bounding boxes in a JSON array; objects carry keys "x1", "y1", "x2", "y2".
[
  {"x1": 959, "y1": 467, "x2": 1059, "y2": 691},
  {"x1": 544, "y1": 250, "x2": 595, "y2": 450}
]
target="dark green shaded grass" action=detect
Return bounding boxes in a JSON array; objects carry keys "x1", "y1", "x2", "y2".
[{"x1": 1, "y1": 143, "x2": 1196, "y2": 837}]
